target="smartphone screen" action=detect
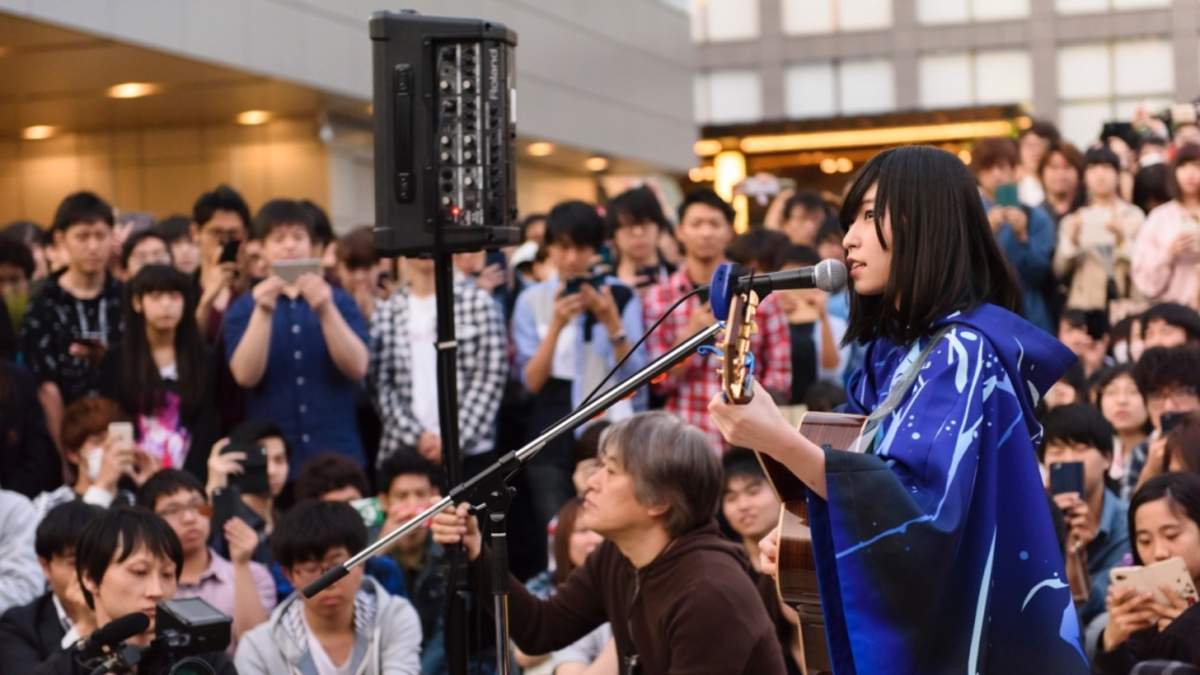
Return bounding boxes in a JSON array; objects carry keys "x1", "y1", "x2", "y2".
[
  {"x1": 994, "y1": 183, "x2": 1020, "y2": 208},
  {"x1": 1049, "y1": 461, "x2": 1085, "y2": 496},
  {"x1": 1160, "y1": 411, "x2": 1187, "y2": 435},
  {"x1": 107, "y1": 421, "x2": 134, "y2": 445},
  {"x1": 272, "y1": 258, "x2": 322, "y2": 285},
  {"x1": 219, "y1": 240, "x2": 241, "y2": 265}
]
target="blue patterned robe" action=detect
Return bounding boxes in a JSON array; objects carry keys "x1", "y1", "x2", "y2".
[{"x1": 808, "y1": 303, "x2": 1090, "y2": 674}]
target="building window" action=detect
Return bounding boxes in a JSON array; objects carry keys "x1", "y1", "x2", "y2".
[
  {"x1": 839, "y1": 59, "x2": 895, "y2": 114},
  {"x1": 781, "y1": 0, "x2": 892, "y2": 35},
  {"x1": 694, "y1": 70, "x2": 764, "y2": 124},
  {"x1": 784, "y1": 59, "x2": 896, "y2": 117},
  {"x1": 785, "y1": 63, "x2": 838, "y2": 118},
  {"x1": 917, "y1": 50, "x2": 1032, "y2": 109},
  {"x1": 691, "y1": 0, "x2": 759, "y2": 42},
  {"x1": 1056, "y1": 39, "x2": 1174, "y2": 146},
  {"x1": 1056, "y1": 0, "x2": 1168, "y2": 15},
  {"x1": 916, "y1": 0, "x2": 1029, "y2": 24}
]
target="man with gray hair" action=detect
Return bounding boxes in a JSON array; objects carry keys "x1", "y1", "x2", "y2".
[{"x1": 433, "y1": 411, "x2": 785, "y2": 675}]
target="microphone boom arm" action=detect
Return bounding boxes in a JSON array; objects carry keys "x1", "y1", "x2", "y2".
[{"x1": 303, "y1": 321, "x2": 725, "y2": 598}]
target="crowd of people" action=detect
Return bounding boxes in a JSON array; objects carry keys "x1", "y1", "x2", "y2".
[{"x1": 0, "y1": 110, "x2": 1197, "y2": 673}]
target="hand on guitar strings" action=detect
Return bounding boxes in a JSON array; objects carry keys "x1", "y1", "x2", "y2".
[{"x1": 708, "y1": 379, "x2": 798, "y2": 454}]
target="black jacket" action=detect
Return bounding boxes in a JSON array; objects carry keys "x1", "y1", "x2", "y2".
[
  {"x1": 0, "y1": 592, "x2": 66, "y2": 673},
  {"x1": 31, "y1": 645, "x2": 236, "y2": 675},
  {"x1": 1093, "y1": 602, "x2": 1200, "y2": 674}
]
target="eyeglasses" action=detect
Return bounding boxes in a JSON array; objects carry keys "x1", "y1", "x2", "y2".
[
  {"x1": 290, "y1": 556, "x2": 351, "y2": 580},
  {"x1": 157, "y1": 499, "x2": 212, "y2": 520},
  {"x1": 1148, "y1": 386, "x2": 1199, "y2": 407}
]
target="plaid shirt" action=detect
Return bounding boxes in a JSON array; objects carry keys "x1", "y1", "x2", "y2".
[
  {"x1": 369, "y1": 281, "x2": 507, "y2": 464},
  {"x1": 643, "y1": 267, "x2": 791, "y2": 449}
]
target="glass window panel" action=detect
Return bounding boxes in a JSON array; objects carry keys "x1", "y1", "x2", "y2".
[
  {"x1": 975, "y1": 50, "x2": 1032, "y2": 104},
  {"x1": 704, "y1": 0, "x2": 760, "y2": 41},
  {"x1": 785, "y1": 62, "x2": 838, "y2": 118},
  {"x1": 1059, "y1": 101, "x2": 1115, "y2": 148},
  {"x1": 782, "y1": 0, "x2": 835, "y2": 34},
  {"x1": 838, "y1": 0, "x2": 892, "y2": 31},
  {"x1": 1113, "y1": 0, "x2": 1169, "y2": 8},
  {"x1": 1058, "y1": 43, "x2": 1111, "y2": 99},
  {"x1": 1055, "y1": 0, "x2": 1107, "y2": 14},
  {"x1": 916, "y1": 0, "x2": 968, "y2": 24},
  {"x1": 707, "y1": 70, "x2": 763, "y2": 123},
  {"x1": 919, "y1": 53, "x2": 972, "y2": 108},
  {"x1": 972, "y1": 0, "x2": 1029, "y2": 20},
  {"x1": 1113, "y1": 39, "x2": 1173, "y2": 96},
  {"x1": 839, "y1": 58, "x2": 895, "y2": 114}
]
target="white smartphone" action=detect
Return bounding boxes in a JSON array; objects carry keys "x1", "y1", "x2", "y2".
[
  {"x1": 1109, "y1": 556, "x2": 1199, "y2": 606},
  {"x1": 272, "y1": 258, "x2": 322, "y2": 285},
  {"x1": 107, "y1": 421, "x2": 134, "y2": 445}
]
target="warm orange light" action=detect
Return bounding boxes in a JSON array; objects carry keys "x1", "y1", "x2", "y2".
[
  {"x1": 107, "y1": 82, "x2": 160, "y2": 99},
  {"x1": 585, "y1": 156, "x2": 609, "y2": 172},
  {"x1": 22, "y1": 125, "x2": 56, "y2": 140},
  {"x1": 236, "y1": 110, "x2": 272, "y2": 126},
  {"x1": 693, "y1": 139, "x2": 723, "y2": 157},
  {"x1": 739, "y1": 120, "x2": 1018, "y2": 154},
  {"x1": 527, "y1": 141, "x2": 555, "y2": 157}
]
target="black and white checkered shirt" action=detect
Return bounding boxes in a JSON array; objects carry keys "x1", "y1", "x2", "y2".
[{"x1": 369, "y1": 280, "x2": 507, "y2": 464}]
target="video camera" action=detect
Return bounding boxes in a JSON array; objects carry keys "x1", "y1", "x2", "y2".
[{"x1": 77, "y1": 598, "x2": 232, "y2": 675}]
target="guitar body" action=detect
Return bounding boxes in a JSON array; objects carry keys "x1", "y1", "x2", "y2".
[
  {"x1": 713, "y1": 280, "x2": 867, "y2": 674},
  {"x1": 755, "y1": 411, "x2": 868, "y2": 675}
]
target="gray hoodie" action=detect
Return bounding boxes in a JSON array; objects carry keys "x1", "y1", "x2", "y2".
[{"x1": 234, "y1": 576, "x2": 421, "y2": 675}]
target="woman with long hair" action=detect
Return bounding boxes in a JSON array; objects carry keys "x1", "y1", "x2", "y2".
[
  {"x1": 1132, "y1": 142, "x2": 1200, "y2": 308},
  {"x1": 710, "y1": 145, "x2": 1089, "y2": 674},
  {"x1": 101, "y1": 264, "x2": 217, "y2": 482}
]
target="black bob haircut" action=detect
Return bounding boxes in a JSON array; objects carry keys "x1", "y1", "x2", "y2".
[
  {"x1": 606, "y1": 186, "x2": 670, "y2": 233},
  {"x1": 782, "y1": 245, "x2": 821, "y2": 268},
  {"x1": 271, "y1": 499, "x2": 367, "y2": 569},
  {"x1": 52, "y1": 191, "x2": 114, "y2": 234},
  {"x1": 1133, "y1": 345, "x2": 1200, "y2": 399},
  {"x1": 231, "y1": 418, "x2": 287, "y2": 449},
  {"x1": 120, "y1": 229, "x2": 169, "y2": 270},
  {"x1": 1128, "y1": 472, "x2": 1200, "y2": 565},
  {"x1": 1141, "y1": 302, "x2": 1200, "y2": 342},
  {"x1": 36, "y1": 500, "x2": 105, "y2": 561},
  {"x1": 253, "y1": 199, "x2": 316, "y2": 242},
  {"x1": 545, "y1": 200, "x2": 606, "y2": 251},
  {"x1": 376, "y1": 450, "x2": 446, "y2": 496},
  {"x1": 722, "y1": 447, "x2": 766, "y2": 484},
  {"x1": 1091, "y1": 364, "x2": 1150, "y2": 435},
  {"x1": 137, "y1": 468, "x2": 206, "y2": 511},
  {"x1": 677, "y1": 188, "x2": 735, "y2": 226},
  {"x1": 783, "y1": 191, "x2": 827, "y2": 223},
  {"x1": 76, "y1": 507, "x2": 183, "y2": 610},
  {"x1": 293, "y1": 452, "x2": 370, "y2": 502},
  {"x1": 1039, "y1": 403, "x2": 1114, "y2": 462},
  {"x1": 193, "y1": 184, "x2": 251, "y2": 232},
  {"x1": 839, "y1": 145, "x2": 1022, "y2": 345},
  {"x1": 155, "y1": 214, "x2": 192, "y2": 244},
  {"x1": 300, "y1": 199, "x2": 335, "y2": 247}
]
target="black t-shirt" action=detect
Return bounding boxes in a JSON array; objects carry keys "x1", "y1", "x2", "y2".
[
  {"x1": 18, "y1": 272, "x2": 124, "y2": 404},
  {"x1": 788, "y1": 322, "x2": 817, "y2": 406}
]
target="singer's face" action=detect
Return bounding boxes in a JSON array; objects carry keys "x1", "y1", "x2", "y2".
[
  {"x1": 843, "y1": 183, "x2": 892, "y2": 296},
  {"x1": 84, "y1": 544, "x2": 178, "y2": 645}
]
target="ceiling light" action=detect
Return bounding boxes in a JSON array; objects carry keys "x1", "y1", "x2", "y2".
[
  {"x1": 237, "y1": 110, "x2": 272, "y2": 126},
  {"x1": 958, "y1": 149, "x2": 972, "y2": 165},
  {"x1": 819, "y1": 158, "x2": 837, "y2": 174},
  {"x1": 688, "y1": 167, "x2": 706, "y2": 182},
  {"x1": 527, "y1": 142, "x2": 554, "y2": 157},
  {"x1": 835, "y1": 157, "x2": 853, "y2": 173},
  {"x1": 107, "y1": 82, "x2": 159, "y2": 99},
  {"x1": 22, "y1": 125, "x2": 56, "y2": 140},
  {"x1": 585, "y1": 156, "x2": 609, "y2": 172}
]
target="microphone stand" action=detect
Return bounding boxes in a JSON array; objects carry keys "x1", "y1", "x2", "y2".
[{"x1": 303, "y1": 321, "x2": 724, "y2": 675}]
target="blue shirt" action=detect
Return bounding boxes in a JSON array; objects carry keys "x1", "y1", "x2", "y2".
[
  {"x1": 981, "y1": 195, "x2": 1057, "y2": 334},
  {"x1": 1082, "y1": 488, "x2": 1131, "y2": 626},
  {"x1": 223, "y1": 288, "x2": 368, "y2": 471}
]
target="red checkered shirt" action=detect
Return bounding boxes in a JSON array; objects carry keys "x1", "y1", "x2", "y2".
[{"x1": 643, "y1": 267, "x2": 792, "y2": 450}]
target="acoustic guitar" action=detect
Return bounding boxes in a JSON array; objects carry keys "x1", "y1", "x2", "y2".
[{"x1": 718, "y1": 287, "x2": 868, "y2": 675}]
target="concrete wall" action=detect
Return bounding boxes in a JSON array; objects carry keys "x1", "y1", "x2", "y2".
[{"x1": 0, "y1": 0, "x2": 696, "y2": 171}]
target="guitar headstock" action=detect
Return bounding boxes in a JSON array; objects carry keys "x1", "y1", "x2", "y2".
[{"x1": 720, "y1": 289, "x2": 760, "y2": 405}]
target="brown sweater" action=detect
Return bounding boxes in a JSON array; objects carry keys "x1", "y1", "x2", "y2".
[{"x1": 479, "y1": 521, "x2": 786, "y2": 675}]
